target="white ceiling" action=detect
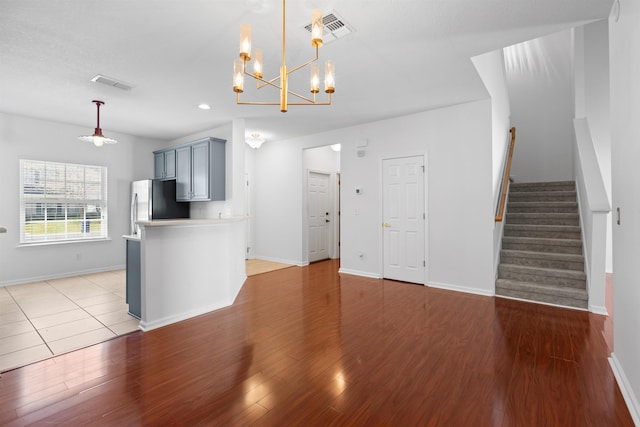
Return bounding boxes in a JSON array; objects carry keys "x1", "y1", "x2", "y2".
[{"x1": 0, "y1": 0, "x2": 612, "y2": 143}]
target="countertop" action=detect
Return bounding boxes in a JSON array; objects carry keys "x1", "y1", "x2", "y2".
[{"x1": 136, "y1": 216, "x2": 248, "y2": 227}]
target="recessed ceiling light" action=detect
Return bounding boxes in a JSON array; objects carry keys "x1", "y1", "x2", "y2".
[{"x1": 198, "y1": 103, "x2": 211, "y2": 110}]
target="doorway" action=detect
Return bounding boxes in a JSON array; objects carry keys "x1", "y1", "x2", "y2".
[
  {"x1": 308, "y1": 171, "x2": 331, "y2": 262},
  {"x1": 382, "y1": 155, "x2": 426, "y2": 284},
  {"x1": 304, "y1": 145, "x2": 341, "y2": 263}
]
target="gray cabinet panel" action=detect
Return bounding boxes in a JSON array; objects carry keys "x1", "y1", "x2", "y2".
[
  {"x1": 191, "y1": 140, "x2": 210, "y2": 200},
  {"x1": 154, "y1": 152, "x2": 164, "y2": 179},
  {"x1": 175, "y1": 146, "x2": 192, "y2": 201},
  {"x1": 153, "y1": 149, "x2": 177, "y2": 180},
  {"x1": 173, "y1": 137, "x2": 226, "y2": 202},
  {"x1": 126, "y1": 239, "x2": 141, "y2": 319}
]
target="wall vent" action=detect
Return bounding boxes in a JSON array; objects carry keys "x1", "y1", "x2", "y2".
[
  {"x1": 90, "y1": 74, "x2": 135, "y2": 91},
  {"x1": 304, "y1": 10, "x2": 353, "y2": 43}
]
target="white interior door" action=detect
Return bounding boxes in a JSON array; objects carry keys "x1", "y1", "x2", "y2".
[
  {"x1": 308, "y1": 171, "x2": 331, "y2": 262},
  {"x1": 383, "y1": 156, "x2": 426, "y2": 284}
]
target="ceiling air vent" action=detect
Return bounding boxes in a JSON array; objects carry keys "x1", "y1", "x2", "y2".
[
  {"x1": 304, "y1": 10, "x2": 353, "y2": 43},
  {"x1": 90, "y1": 74, "x2": 135, "y2": 91}
]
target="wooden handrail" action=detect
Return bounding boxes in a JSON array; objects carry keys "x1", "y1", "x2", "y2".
[{"x1": 495, "y1": 127, "x2": 516, "y2": 222}]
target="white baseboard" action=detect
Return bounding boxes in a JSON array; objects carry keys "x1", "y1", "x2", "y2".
[
  {"x1": 338, "y1": 268, "x2": 381, "y2": 279},
  {"x1": 609, "y1": 353, "x2": 640, "y2": 426},
  {"x1": 139, "y1": 300, "x2": 233, "y2": 332},
  {"x1": 589, "y1": 304, "x2": 608, "y2": 316},
  {"x1": 250, "y1": 256, "x2": 307, "y2": 267},
  {"x1": 495, "y1": 294, "x2": 589, "y2": 312},
  {"x1": 428, "y1": 280, "x2": 494, "y2": 297},
  {"x1": 0, "y1": 264, "x2": 126, "y2": 287}
]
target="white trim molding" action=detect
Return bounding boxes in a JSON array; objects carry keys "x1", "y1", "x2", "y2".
[
  {"x1": 609, "y1": 353, "x2": 640, "y2": 426},
  {"x1": 428, "y1": 281, "x2": 495, "y2": 298}
]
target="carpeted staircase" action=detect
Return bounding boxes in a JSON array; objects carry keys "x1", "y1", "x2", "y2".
[{"x1": 496, "y1": 181, "x2": 588, "y2": 309}]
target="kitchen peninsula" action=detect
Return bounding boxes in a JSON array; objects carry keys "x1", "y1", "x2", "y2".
[{"x1": 124, "y1": 217, "x2": 247, "y2": 331}]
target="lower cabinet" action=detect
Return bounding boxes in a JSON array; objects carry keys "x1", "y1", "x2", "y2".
[{"x1": 126, "y1": 239, "x2": 141, "y2": 319}]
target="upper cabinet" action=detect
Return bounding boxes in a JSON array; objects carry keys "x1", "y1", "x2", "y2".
[
  {"x1": 153, "y1": 149, "x2": 176, "y2": 180},
  {"x1": 175, "y1": 137, "x2": 226, "y2": 202}
]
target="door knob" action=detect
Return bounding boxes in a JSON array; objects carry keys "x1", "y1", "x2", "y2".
[
  {"x1": 383, "y1": 222, "x2": 390, "y2": 227},
  {"x1": 326, "y1": 219, "x2": 330, "y2": 223}
]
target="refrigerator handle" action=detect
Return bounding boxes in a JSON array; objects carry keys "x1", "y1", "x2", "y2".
[{"x1": 131, "y1": 193, "x2": 138, "y2": 236}]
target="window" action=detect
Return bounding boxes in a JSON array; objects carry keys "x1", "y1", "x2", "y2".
[{"x1": 20, "y1": 159, "x2": 108, "y2": 244}]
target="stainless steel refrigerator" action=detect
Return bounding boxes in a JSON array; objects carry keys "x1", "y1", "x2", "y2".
[{"x1": 130, "y1": 179, "x2": 189, "y2": 236}]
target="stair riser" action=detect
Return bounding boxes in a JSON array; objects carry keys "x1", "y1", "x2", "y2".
[
  {"x1": 500, "y1": 255, "x2": 584, "y2": 271},
  {"x1": 504, "y1": 228, "x2": 581, "y2": 240},
  {"x1": 501, "y1": 241, "x2": 583, "y2": 255},
  {"x1": 498, "y1": 267, "x2": 586, "y2": 289},
  {"x1": 506, "y1": 216, "x2": 579, "y2": 226},
  {"x1": 507, "y1": 205, "x2": 578, "y2": 214},
  {"x1": 509, "y1": 194, "x2": 576, "y2": 203},
  {"x1": 496, "y1": 288, "x2": 587, "y2": 309}
]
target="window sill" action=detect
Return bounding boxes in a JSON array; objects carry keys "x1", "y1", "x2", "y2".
[{"x1": 17, "y1": 237, "x2": 112, "y2": 248}]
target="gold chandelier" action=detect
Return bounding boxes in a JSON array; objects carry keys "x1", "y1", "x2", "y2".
[{"x1": 233, "y1": 0, "x2": 335, "y2": 113}]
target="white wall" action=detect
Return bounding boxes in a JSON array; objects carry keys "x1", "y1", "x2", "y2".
[
  {"x1": 471, "y1": 48, "x2": 512, "y2": 277},
  {"x1": 505, "y1": 30, "x2": 575, "y2": 183},
  {"x1": 471, "y1": 49, "x2": 512, "y2": 200},
  {"x1": 253, "y1": 100, "x2": 495, "y2": 295},
  {"x1": 0, "y1": 112, "x2": 166, "y2": 285},
  {"x1": 609, "y1": 0, "x2": 640, "y2": 423},
  {"x1": 582, "y1": 21, "x2": 614, "y2": 273}
]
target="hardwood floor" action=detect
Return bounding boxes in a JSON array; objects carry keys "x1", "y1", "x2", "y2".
[{"x1": 0, "y1": 260, "x2": 633, "y2": 426}]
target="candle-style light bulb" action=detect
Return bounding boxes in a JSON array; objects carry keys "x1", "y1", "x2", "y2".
[
  {"x1": 239, "y1": 24, "x2": 251, "y2": 60},
  {"x1": 324, "y1": 60, "x2": 335, "y2": 93},
  {"x1": 311, "y1": 9, "x2": 323, "y2": 48},
  {"x1": 253, "y1": 49, "x2": 263, "y2": 79},
  {"x1": 310, "y1": 64, "x2": 320, "y2": 93},
  {"x1": 233, "y1": 59, "x2": 244, "y2": 93}
]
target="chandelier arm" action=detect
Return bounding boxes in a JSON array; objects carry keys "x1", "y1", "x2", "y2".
[
  {"x1": 237, "y1": 100, "x2": 332, "y2": 106},
  {"x1": 236, "y1": 100, "x2": 287, "y2": 106},
  {"x1": 244, "y1": 71, "x2": 282, "y2": 90},
  {"x1": 286, "y1": 89, "x2": 317, "y2": 103},
  {"x1": 287, "y1": 47, "x2": 320, "y2": 75},
  {"x1": 237, "y1": 91, "x2": 332, "y2": 106}
]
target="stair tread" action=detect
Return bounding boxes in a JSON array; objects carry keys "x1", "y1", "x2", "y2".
[
  {"x1": 501, "y1": 249, "x2": 584, "y2": 261},
  {"x1": 511, "y1": 181, "x2": 576, "y2": 186},
  {"x1": 505, "y1": 224, "x2": 581, "y2": 230},
  {"x1": 506, "y1": 212, "x2": 578, "y2": 217},
  {"x1": 496, "y1": 279, "x2": 588, "y2": 300},
  {"x1": 508, "y1": 201, "x2": 577, "y2": 205},
  {"x1": 499, "y1": 263, "x2": 587, "y2": 279},
  {"x1": 502, "y1": 236, "x2": 582, "y2": 245}
]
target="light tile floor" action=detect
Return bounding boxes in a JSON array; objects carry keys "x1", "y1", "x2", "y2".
[{"x1": 0, "y1": 269, "x2": 139, "y2": 372}]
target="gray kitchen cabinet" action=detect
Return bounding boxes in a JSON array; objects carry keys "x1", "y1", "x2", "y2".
[
  {"x1": 153, "y1": 149, "x2": 176, "y2": 180},
  {"x1": 175, "y1": 137, "x2": 225, "y2": 201}
]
